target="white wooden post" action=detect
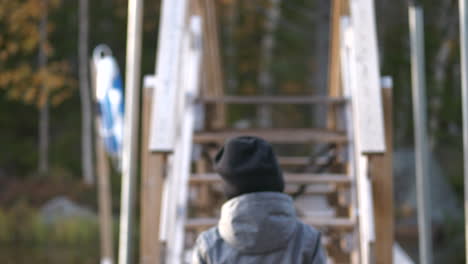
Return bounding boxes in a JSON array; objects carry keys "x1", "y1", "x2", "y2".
[
  {"x1": 339, "y1": 16, "x2": 360, "y2": 264},
  {"x1": 166, "y1": 17, "x2": 203, "y2": 263},
  {"x1": 340, "y1": 16, "x2": 376, "y2": 264},
  {"x1": 149, "y1": 0, "x2": 189, "y2": 152},
  {"x1": 409, "y1": 5, "x2": 433, "y2": 264},
  {"x1": 349, "y1": 0, "x2": 385, "y2": 153},
  {"x1": 458, "y1": 1, "x2": 468, "y2": 263},
  {"x1": 118, "y1": 0, "x2": 143, "y2": 262},
  {"x1": 150, "y1": 0, "x2": 189, "y2": 248}
]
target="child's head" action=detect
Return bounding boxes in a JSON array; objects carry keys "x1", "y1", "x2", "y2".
[{"x1": 214, "y1": 136, "x2": 284, "y2": 199}]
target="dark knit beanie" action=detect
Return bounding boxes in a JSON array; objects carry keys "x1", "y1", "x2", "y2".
[{"x1": 214, "y1": 136, "x2": 284, "y2": 199}]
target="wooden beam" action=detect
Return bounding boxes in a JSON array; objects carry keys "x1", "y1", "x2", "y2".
[
  {"x1": 277, "y1": 156, "x2": 311, "y2": 166},
  {"x1": 95, "y1": 118, "x2": 115, "y2": 264},
  {"x1": 200, "y1": 0, "x2": 226, "y2": 129},
  {"x1": 139, "y1": 87, "x2": 166, "y2": 264},
  {"x1": 339, "y1": 16, "x2": 374, "y2": 263},
  {"x1": 162, "y1": 16, "x2": 204, "y2": 263},
  {"x1": 327, "y1": 0, "x2": 343, "y2": 130},
  {"x1": 190, "y1": 173, "x2": 351, "y2": 185},
  {"x1": 149, "y1": 0, "x2": 189, "y2": 151},
  {"x1": 328, "y1": 0, "x2": 343, "y2": 99},
  {"x1": 284, "y1": 184, "x2": 337, "y2": 195},
  {"x1": 349, "y1": 0, "x2": 385, "y2": 153},
  {"x1": 198, "y1": 96, "x2": 347, "y2": 104},
  {"x1": 195, "y1": 158, "x2": 211, "y2": 216},
  {"x1": 185, "y1": 216, "x2": 355, "y2": 230},
  {"x1": 194, "y1": 128, "x2": 347, "y2": 144},
  {"x1": 91, "y1": 60, "x2": 115, "y2": 264},
  {"x1": 371, "y1": 80, "x2": 394, "y2": 264}
]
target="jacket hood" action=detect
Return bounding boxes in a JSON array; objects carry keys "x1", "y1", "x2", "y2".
[{"x1": 218, "y1": 192, "x2": 297, "y2": 254}]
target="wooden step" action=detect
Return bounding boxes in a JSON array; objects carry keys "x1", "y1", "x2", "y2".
[
  {"x1": 278, "y1": 156, "x2": 336, "y2": 167},
  {"x1": 284, "y1": 184, "x2": 336, "y2": 195},
  {"x1": 189, "y1": 173, "x2": 350, "y2": 185},
  {"x1": 194, "y1": 129, "x2": 347, "y2": 144},
  {"x1": 197, "y1": 96, "x2": 347, "y2": 105},
  {"x1": 189, "y1": 182, "x2": 336, "y2": 196},
  {"x1": 277, "y1": 156, "x2": 311, "y2": 166},
  {"x1": 185, "y1": 217, "x2": 354, "y2": 230},
  {"x1": 302, "y1": 217, "x2": 355, "y2": 229}
]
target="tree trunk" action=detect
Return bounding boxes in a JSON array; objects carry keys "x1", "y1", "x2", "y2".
[
  {"x1": 312, "y1": 0, "x2": 330, "y2": 128},
  {"x1": 429, "y1": 0, "x2": 457, "y2": 147},
  {"x1": 257, "y1": 0, "x2": 282, "y2": 128},
  {"x1": 38, "y1": 0, "x2": 49, "y2": 175},
  {"x1": 224, "y1": 0, "x2": 239, "y2": 95},
  {"x1": 79, "y1": 0, "x2": 94, "y2": 184}
]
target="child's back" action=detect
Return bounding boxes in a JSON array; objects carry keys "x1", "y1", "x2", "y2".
[
  {"x1": 192, "y1": 136, "x2": 326, "y2": 264},
  {"x1": 192, "y1": 192, "x2": 326, "y2": 264}
]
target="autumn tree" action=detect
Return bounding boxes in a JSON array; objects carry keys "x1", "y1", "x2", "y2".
[
  {"x1": 79, "y1": 0, "x2": 94, "y2": 185},
  {"x1": 0, "y1": 0, "x2": 74, "y2": 175}
]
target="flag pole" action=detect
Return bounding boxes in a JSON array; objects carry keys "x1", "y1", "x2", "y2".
[
  {"x1": 409, "y1": 5, "x2": 433, "y2": 264},
  {"x1": 458, "y1": 1, "x2": 468, "y2": 263},
  {"x1": 118, "y1": 0, "x2": 143, "y2": 263}
]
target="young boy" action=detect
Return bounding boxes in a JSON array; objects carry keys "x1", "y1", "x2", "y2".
[{"x1": 192, "y1": 136, "x2": 326, "y2": 264}]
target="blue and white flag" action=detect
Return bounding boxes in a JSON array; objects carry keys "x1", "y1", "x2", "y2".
[{"x1": 93, "y1": 44, "x2": 124, "y2": 163}]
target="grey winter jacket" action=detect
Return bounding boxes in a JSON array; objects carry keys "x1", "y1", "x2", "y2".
[{"x1": 192, "y1": 192, "x2": 326, "y2": 264}]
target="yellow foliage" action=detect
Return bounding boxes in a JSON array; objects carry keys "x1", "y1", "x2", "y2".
[
  {"x1": 0, "y1": 0, "x2": 75, "y2": 108},
  {"x1": 7, "y1": 42, "x2": 19, "y2": 55},
  {"x1": 23, "y1": 33, "x2": 40, "y2": 52},
  {"x1": 0, "y1": 50, "x2": 8, "y2": 61},
  {"x1": 23, "y1": 87, "x2": 37, "y2": 103}
]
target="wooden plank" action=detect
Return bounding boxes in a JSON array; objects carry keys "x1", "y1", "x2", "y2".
[
  {"x1": 189, "y1": 173, "x2": 351, "y2": 185},
  {"x1": 328, "y1": 0, "x2": 343, "y2": 98},
  {"x1": 194, "y1": 128, "x2": 347, "y2": 144},
  {"x1": 200, "y1": 0, "x2": 225, "y2": 129},
  {"x1": 149, "y1": 0, "x2": 189, "y2": 152},
  {"x1": 90, "y1": 60, "x2": 114, "y2": 264},
  {"x1": 139, "y1": 86, "x2": 152, "y2": 264},
  {"x1": 277, "y1": 156, "x2": 311, "y2": 166},
  {"x1": 95, "y1": 123, "x2": 115, "y2": 264},
  {"x1": 281, "y1": 155, "x2": 337, "y2": 167},
  {"x1": 327, "y1": 0, "x2": 343, "y2": 130},
  {"x1": 282, "y1": 174, "x2": 351, "y2": 184},
  {"x1": 139, "y1": 87, "x2": 165, "y2": 264},
  {"x1": 371, "y1": 80, "x2": 394, "y2": 264},
  {"x1": 163, "y1": 16, "x2": 203, "y2": 263},
  {"x1": 302, "y1": 217, "x2": 355, "y2": 229},
  {"x1": 198, "y1": 96, "x2": 347, "y2": 104},
  {"x1": 141, "y1": 154, "x2": 166, "y2": 264},
  {"x1": 188, "y1": 181, "x2": 336, "y2": 196},
  {"x1": 284, "y1": 184, "x2": 337, "y2": 195},
  {"x1": 340, "y1": 17, "x2": 372, "y2": 264},
  {"x1": 196, "y1": 158, "x2": 211, "y2": 215},
  {"x1": 349, "y1": 0, "x2": 385, "y2": 153},
  {"x1": 185, "y1": 217, "x2": 355, "y2": 230}
]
